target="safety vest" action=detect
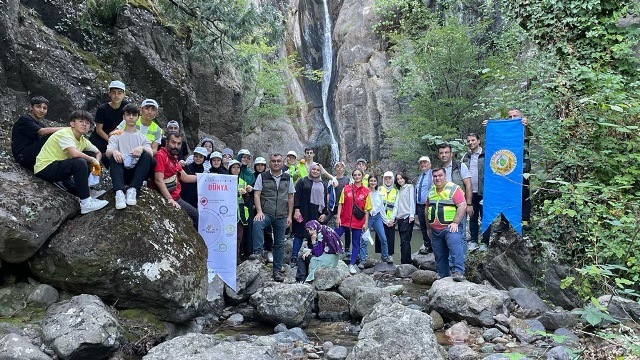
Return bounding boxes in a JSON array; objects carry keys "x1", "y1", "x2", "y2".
[
  {"x1": 237, "y1": 178, "x2": 249, "y2": 226},
  {"x1": 378, "y1": 185, "x2": 398, "y2": 219},
  {"x1": 362, "y1": 173, "x2": 369, "y2": 188},
  {"x1": 135, "y1": 118, "x2": 162, "y2": 143},
  {"x1": 427, "y1": 182, "x2": 460, "y2": 225}
]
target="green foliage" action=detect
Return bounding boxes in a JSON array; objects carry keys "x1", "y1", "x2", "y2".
[
  {"x1": 572, "y1": 297, "x2": 620, "y2": 327},
  {"x1": 86, "y1": 0, "x2": 126, "y2": 26}
]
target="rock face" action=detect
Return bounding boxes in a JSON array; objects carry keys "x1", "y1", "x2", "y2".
[
  {"x1": 348, "y1": 302, "x2": 443, "y2": 360},
  {"x1": 41, "y1": 294, "x2": 121, "y2": 360},
  {"x1": 250, "y1": 283, "x2": 316, "y2": 328},
  {"x1": 428, "y1": 278, "x2": 510, "y2": 326},
  {"x1": 30, "y1": 189, "x2": 208, "y2": 323}
]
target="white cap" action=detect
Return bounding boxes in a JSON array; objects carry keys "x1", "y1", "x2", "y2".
[
  {"x1": 287, "y1": 150, "x2": 297, "y2": 157},
  {"x1": 254, "y1": 156, "x2": 267, "y2": 165},
  {"x1": 418, "y1": 156, "x2": 431, "y2": 163},
  {"x1": 109, "y1": 80, "x2": 125, "y2": 90},
  {"x1": 140, "y1": 99, "x2": 158, "y2": 108},
  {"x1": 210, "y1": 151, "x2": 222, "y2": 159},
  {"x1": 228, "y1": 159, "x2": 241, "y2": 167},
  {"x1": 383, "y1": 171, "x2": 394, "y2": 178},
  {"x1": 238, "y1": 149, "x2": 251, "y2": 156},
  {"x1": 166, "y1": 120, "x2": 179, "y2": 129},
  {"x1": 356, "y1": 158, "x2": 367, "y2": 164},
  {"x1": 193, "y1": 147, "x2": 208, "y2": 157}
]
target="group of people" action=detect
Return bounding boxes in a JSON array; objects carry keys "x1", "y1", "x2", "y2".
[{"x1": 11, "y1": 80, "x2": 531, "y2": 283}]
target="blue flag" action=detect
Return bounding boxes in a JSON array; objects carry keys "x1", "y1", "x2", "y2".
[{"x1": 482, "y1": 119, "x2": 525, "y2": 235}]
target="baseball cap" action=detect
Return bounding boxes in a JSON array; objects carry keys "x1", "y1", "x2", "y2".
[
  {"x1": 140, "y1": 99, "x2": 159, "y2": 108},
  {"x1": 228, "y1": 159, "x2": 241, "y2": 167},
  {"x1": 193, "y1": 147, "x2": 208, "y2": 157},
  {"x1": 287, "y1": 150, "x2": 297, "y2": 157},
  {"x1": 418, "y1": 156, "x2": 431, "y2": 163},
  {"x1": 356, "y1": 158, "x2": 367, "y2": 164},
  {"x1": 334, "y1": 161, "x2": 345, "y2": 168},
  {"x1": 254, "y1": 156, "x2": 267, "y2": 165},
  {"x1": 238, "y1": 149, "x2": 251, "y2": 156},
  {"x1": 210, "y1": 151, "x2": 222, "y2": 159},
  {"x1": 166, "y1": 120, "x2": 179, "y2": 129},
  {"x1": 108, "y1": 80, "x2": 125, "y2": 91},
  {"x1": 383, "y1": 171, "x2": 394, "y2": 178}
]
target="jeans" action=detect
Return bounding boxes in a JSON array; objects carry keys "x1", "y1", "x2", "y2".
[
  {"x1": 369, "y1": 213, "x2": 389, "y2": 259},
  {"x1": 469, "y1": 193, "x2": 490, "y2": 245},
  {"x1": 397, "y1": 218, "x2": 413, "y2": 264},
  {"x1": 292, "y1": 235, "x2": 304, "y2": 263},
  {"x1": 253, "y1": 214, "x2": 287, "y2": 273},
  {"x1": 36, "y1": 158, "x2": 91, "y2": 200},
  {"x1": 431, "y1": 226, "x2": 465, "y2": 278},
  {"x1": 334, "y1": 226, "x2": 362, "y2": 265},
  {"x1": 415, "y1": 203, "x2": 432, "y2": 251},
  {"x1": 109, "y1": 151, "x2": 152, "y2": 191}
]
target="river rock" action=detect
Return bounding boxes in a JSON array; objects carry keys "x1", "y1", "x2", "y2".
[
  {"x1": 395, "y1": 264, "x2": 418, "y2": 278},
  {"x1": 312, "y1": 262, "x2": 350, "y2": 290},
  {"x1": 448, "y1": 344, "x2": 476, "y2": 360},
  {"x1": 26, "y1": 284, "x2": 59, "y2": 308},
  {"x1": 510, "y1": 318, "x2": 545, "y2": 344},
  {"x1": 41, "y1": 294, "x2": 121, "y2": 360},
  {"x1": 317, "y1": 291, "x2": 350, "y2": 321},
  {"x1": 272, "y1": 327, "x2": 309, "y2": 343},
  {"x1": 483, "y1": 328, "x2": 503, "y2": 342},
  {"x1": 338, "y1": 274, "x2": 375, "y2": 300},
  {"x1": 372, "y1": 262, "x2": 396, "y2": 273},
  {"x1": 411, "y1": 269, "x2": 439, "y2": 285},
  {"x1": 537, "y1": 310, "x2": 580, "y2": 331},
  {"x1": 225, "y1": 259, "x2": 262, "y2": 305},
  {"x1": 143, "y1": 333, "x2": 282, "y2": 359},
  {"x1": 428, "y1": 278, "x2": 510, "y2": 326},
  {"x1": 0, "y1": 167, "x2": 78, "y2": 264},
  {"x1": 508, "y1": 288, "x2": 550, "y2": 314},
  {"x1": 250, "y1": 283, "x2": 315, "y2": 327},
  {"x1": 201, "y1": 276, "x2": 225, "y2": 316},
  {"x1": 225, "y1": 313, "x2": 244, "y2": 326},
  {"x1": 552, "y1": 328, "x2": 579, "y2": 347},
  {"x1": 546, "y1": 346, "x2": 571, "y2": 360},
  {"x1": 445, "y1": 321, "x2": 470, "y2": 344},
  {"x1": 412, "y1": 252, "x2": 437, "y2": 271},
  {"x1": 30, "y1": 188, "x2": 208, "y2": 322},
  {"x1": 430, "y1": 310, "x2": 444, "y2": 330},
  {"x1": 0, "y1": 333, "x2": 50, "y2": 360},
  {"x1": 349, "y1": 287, "x2": 391, "y2": 320},
  {"x1": 347, "y1": 302, "x2": 443, "y2": 360},
  {"x1": 597, "y1": 295, "x2": 640, "y2": 322},
  {"x1": 327, "y1": 345, "x2": 348, "y2": 360}
]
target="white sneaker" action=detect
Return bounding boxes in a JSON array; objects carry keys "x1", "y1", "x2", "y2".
[
  {"x1": 349, "y1": 264, "x2": 357, "y2": 275},
  {"x1": 267, "y1": 252, "x2": 274, "y2": 263},
  {"x1": 80, "y1": 198, "x2": 109, "y2": 214},
  {"x1": 468, "y1": 242, "x2": 478, "y2": 251},
  {"x1": 126, "y1": 188, "x2": 137, "y2": 206},
  {"x1": 115, "y1": 190, "x2": 126, "y2": 210},
  {"x1": 90, "y1": 189, "x2": 106, "y2": 198},
  {"x1": 478, "y1": 244, "x2": 488, "y2": 252}
]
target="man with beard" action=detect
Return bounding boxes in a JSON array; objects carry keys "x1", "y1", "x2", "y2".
[{"x1": 154, "y1": 131, "x2": 198, "y2": 227}]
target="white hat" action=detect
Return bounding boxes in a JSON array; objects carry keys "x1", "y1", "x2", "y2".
[
  {"x1": 254, "y1": 156, "x2": 267, "y2": 165},
  {"x1": 228, "y1": 159, "x2": 241, "y2": 168},
  {"x1": 418, "y1": 156, "x2": 431, "y2": 163},
  {"x1": 356, "y1": 158, "x2": 367, "y2": 164},
  {"x1": 166, "y1": 120, "x2": 179, "y2": 129},
  {"x1": 140, "y1": 99, "x2": 159, "y2": 108},
  {"x1": 210, "y1": 151, "x2": 222, "y2": 159},
  {"x1": 287, "y1": 150, "x2": 297, "y2": 157},
  {"x1": 383, "y1": 171, "x2": 394, "y2": 178},
  {"x1": 193, "y1": 147, "x2": 208, "y2": 157},
  {"x1": 237, "y1": 149, "x2": 251, "y2": 156},
  {"x1": 108, "y1": 80, "x2": 125, "y2": 90}
]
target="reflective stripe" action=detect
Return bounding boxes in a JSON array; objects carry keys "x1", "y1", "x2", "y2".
[
  {"x1": 135, "y1": 118, "x2": 161, "y2": 143},
  {"x1": 379, "y1": 186, "x2": 398, "y2": 219},
  {"x1": 238, "y1": 178, "x2": 249, "y2": 225},
  {"x1": 427, "y1": 183, "x2": 459, "y2": 225}
]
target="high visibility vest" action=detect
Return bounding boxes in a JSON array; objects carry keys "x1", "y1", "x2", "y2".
[
  {"x1": 378, "y1": 186, "x2": 398, "y2": 219},
  {"x1": 427, "y1": 182, "x2": 460, "y2": 225},
  {"x1": 135, "y1": 118, "x2": 161, "y2": 143},
  {"x1": 237, "y1": 178, "x2": 249, "y2": 226}
]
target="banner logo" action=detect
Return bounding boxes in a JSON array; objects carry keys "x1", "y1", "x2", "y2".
[{"x1": 490, "y1": 150, "x2": 517, "y2": 176}]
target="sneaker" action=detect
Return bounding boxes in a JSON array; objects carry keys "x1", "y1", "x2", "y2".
[
  {"x1": 90, "y1": 189, "x2": 106, "y2": 199},
  {"x1": 80, "y1": 198, "x2": 109, "y2": 214},
  {"x1": 382, "y1": 256, "x2": 394, "y2": 264},
  {"x1": 452, "y1": 272, "x2": 465, "y2": 282},
  {"x1": 126, "y1": 188, "x2": 137, "y2": 206},
  {"x1": 357, "y1": 263, "x2": 365, "y2": 270},
  {"x1": 468, "y1": 242, "x2": 478, "y2": 252},
  {"x1": 349, "y1": 265, "x2": 357, "y2": 275},
  {"x1": 115, "y1": 190, "x2": 126, "y2": 210},
  {"x1": 266, "y1": 252, "x2": 274, "y2": 263},
  {"x1": 272, "y1": 272, "x2": 284, "y2": 282},
  {"x1": 418, "y1": 244, "x2": 432, "y2": 254},
  {"x1": 248, "y1": 252, "x2": 263, "y2": 261},
  {"x1": 478, "y1": 244, "x2": 488, "y2": 252}
]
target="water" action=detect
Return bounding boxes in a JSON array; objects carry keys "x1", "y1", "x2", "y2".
[{"x1": 321, "y1": 0, "x2": 340, "y2": 165}]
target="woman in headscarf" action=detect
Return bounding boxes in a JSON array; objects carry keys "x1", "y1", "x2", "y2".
[
  {"x1": 236, "y1": 149, "x2": 255, "y2": 259},
  {"x1": 291, "y1": 163, "x2": 328, "y2": 265},
  {"x1": 181, "y1": 146, "x2": 208, "y2": 208},
  {"x1": 296, "y1": 220, "x2": 344, "y2": 283},
  {"x1": 229, "y1": 160, "x2": 250, "y2": 259},
  {"x1": 185, "y1": 138, "x2": 214, "y2": 172},
  {"x1": 208, "y1": 151, "x2": 228, "y2": 174}
]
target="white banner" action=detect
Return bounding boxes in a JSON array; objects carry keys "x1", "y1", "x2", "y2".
[{"x1": 197, "y1": 173, "x2": 238, "y2": 291}]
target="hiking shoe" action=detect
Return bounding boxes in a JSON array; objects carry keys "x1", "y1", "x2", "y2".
[
  {"x1": 349, "y1": 265, "x2": 357, "y2": 275},
  {"x1": 418, "y1": 244, "x2": 432, "y2": 254},
  {"x1": 248, "y1": 252, "x2": 264, "y2": 261},
  {"x1": 468, "y1": 242, "x2": 478, "y2": 252},
  {"x1": 382, "y1": 256, "x2": 394, "y2": 264},
  {"x1": 357, "y1": 263, "x2": 365, "y2": 270},
  {"x1": 115, "y1": 191, "x2": 126, "y2": 210},
  {"x1": 90, "y1": 189, "x2": 106, "y2": 199},
  {"x1": 266, "y1": 252, "x2": 274, "y2": 263},
  {"x1": 452, "y1": 272, "x2": 465, "y2": 282},
  {"x1": 478, "y1": 244, "x2": 488, "y2": 252},
  {"x1": 272, "y1": 272, "x2": 284, "y2": 282},
  {"x1": 126, "y1": 188, "x2": 137, "y2": 206},
  {"x1": 80, "y1": 198, "x2": 109, "y2": 214}
]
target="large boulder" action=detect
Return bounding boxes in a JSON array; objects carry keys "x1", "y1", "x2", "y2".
[
  {"x1": 349, "y1": 287, "x2": 391, "y2": 320},
  {"x1": 428, "y1": 278, "x2": 510, "y2": 326},
  {"x1": 250, "y1": 283, "x2": 316, "y2": 328},
  {"x1": 508, "y1": 288, "x2": 550, "y2": 315},
  {"x1": 347, "y1": 302, "x2": 443, "y2": 360},
  {"x1": 30, "y1": 189, "x2": 208, "y2": 322},
  {"x1": 0, "y1": 167, "x2": 78, "y2": 263},
  {"x1": 143, "y1": 333, "x2": 282, "y2": 360},
  {"x1": 317, "y1": 291, "x2": 350, "y2": 321},
  {"x1": 338, "y1": 274, "x2": 375, "y2": 300},
  {"x1": 597, "y1": 295, "x2": 640, "y2": 322},
  {"x1": 312, "y1": 262, "x2": 350, "y2": 290},
  {"x1": 41, "y1": 294, "x2": 121, "y2": 360}
]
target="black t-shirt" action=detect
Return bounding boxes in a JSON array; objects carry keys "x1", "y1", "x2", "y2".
[
  {"x1": 89, "y1": 101, "x2": 128, "y2": 151},
  {"x1": 11, "y1": 114, "x2": 44, "y2": 159}
]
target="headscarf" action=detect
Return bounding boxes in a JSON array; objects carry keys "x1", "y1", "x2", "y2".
[
  {"x1": 305, "y1": 220, "x2": 344, "y2": 254},
  {"x1": 308, "y1": 163, "x2": 325, "y2": 212}
]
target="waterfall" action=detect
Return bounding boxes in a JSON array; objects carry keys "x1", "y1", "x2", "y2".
[{"x1": 321, "y1": 0, "x2": 340, "y2": 165}]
